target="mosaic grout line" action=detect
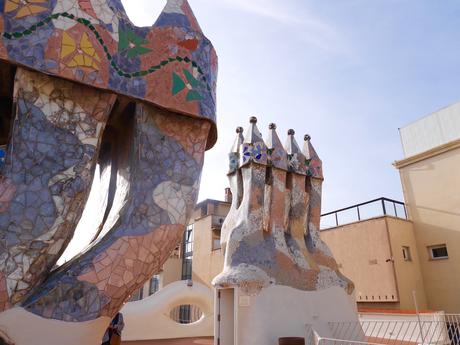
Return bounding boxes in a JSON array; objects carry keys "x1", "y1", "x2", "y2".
[{"x1": 1, "y1": 12, "x2": 209, "y2": 88}]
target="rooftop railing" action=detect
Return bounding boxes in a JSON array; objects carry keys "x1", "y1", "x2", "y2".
[
  {"x1": 307, "y1": 313, "x2": 460, "y2": 345},
  {"x1": 320, "y1": 198, "x2": 408, "y2": 230}
]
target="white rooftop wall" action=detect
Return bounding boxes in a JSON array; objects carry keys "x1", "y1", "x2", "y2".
[{"x1": 400, "y1": 102, "x2": 460, "y2": 158}]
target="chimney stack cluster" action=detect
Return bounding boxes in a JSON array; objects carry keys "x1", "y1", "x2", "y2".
[{"x1": 228, "y1": 117, "x2": 323, "y2": 179}]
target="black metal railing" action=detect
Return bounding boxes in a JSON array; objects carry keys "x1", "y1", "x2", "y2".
[{"x1": 320, "y1": 197, "x2": 407, "y2": 230}]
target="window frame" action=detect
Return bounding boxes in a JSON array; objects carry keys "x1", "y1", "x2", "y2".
[
  {"x1": 149, "y1": 275, "x2": 160, "y2": 295},
  {"x1": 211, "y1": 229, "x2": 221, "y2": 251},
  {"x1": 183, "y1": 224, "x2": 194, "y2": 258},
  {"x1": 129, "y1": 287, "x2": 143, "y2": 302},
  {"x1": 181, "y1": 224, "x2": 194, "y2": 280},
  {"x1": 428, "y1": 244, "x2": 449, "y2": 261},
  {"x1": 402, "y1": 246, "x2": 412, "y2": 262}
]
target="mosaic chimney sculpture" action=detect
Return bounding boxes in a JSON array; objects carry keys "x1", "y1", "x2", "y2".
[
  {"x1": 0, "y1": 0, "x2": 217, "y2": 344},
  {"x1": 213, "y1": 118, "x2": 359, "y2": 345}
]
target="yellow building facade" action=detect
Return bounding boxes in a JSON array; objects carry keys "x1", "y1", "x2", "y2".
[
  {"x1": 322, "y1": 215, "x2": 428, "y2": 311},
  {"x1": 395, "y1": 103, "x2": 460, "y2": 313}
]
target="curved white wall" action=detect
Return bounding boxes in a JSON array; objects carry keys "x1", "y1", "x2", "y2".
[
  {"x1": 121, "y1": 280, "x2": 214, "y2": 341},
  {"x1": 233, "y1": 286, "x2": 361, "y2": 345}
]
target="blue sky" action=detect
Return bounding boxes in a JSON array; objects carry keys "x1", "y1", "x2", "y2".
[{"x1": 122, "y1": 0, "x2": 460, "y2": 214}]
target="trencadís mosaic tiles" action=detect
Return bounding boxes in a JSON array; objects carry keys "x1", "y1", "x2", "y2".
[
  {"x1": 0, "y1": 0, "x2": 217, "y2": 148},
  {"x1": 213, "y1": 118, "x2": 354, "y2": 296}
]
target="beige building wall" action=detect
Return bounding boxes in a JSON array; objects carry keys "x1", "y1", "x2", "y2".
[
  {"x1": 396, "y1": 141, "x2": 460, "y2": 313},
  {"x1": 161, "y1": 258, "x2": 182, "y2": 287},
  {"x1": 321, "y1": 216, "x2": 427, "y2": 310},
  {"x1": 386, "y1": 217, "x2": 428, "y2": 310},
  {"x1": 191, "y1": 202, "x2": 229, "y2": 288}
]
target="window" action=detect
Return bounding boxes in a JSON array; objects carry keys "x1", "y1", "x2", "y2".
[
  {"x1": 428, "y1": 244, "x2": 449, "y2": 260},
  {"x1": 149, "y1": 275, "x2": 160, "y2": 295},
  {"x1": 170, "y1": 305, "x2": 203, "y2": 324},
  {"x1": 402, "y1": 246, "x2": 412, "y2": 261},
  {"x1": 212, "y1": 229, "x2": 221, "y2": 251},
  {"x1": 181, "y1": 224, "x2": 194, "y2": 280},
  {"x1": 170, "y1": 244, "x2": 181, "y2": 259},
  {"x1": 128, "y1": 288, "x2": 143, "y2": 302},
  {"x1": 183, "y1": 224, "x2": 194, "y2": 257},
  {"x1": 182, "y1": 257, "x2": 192, "y2": 280}
]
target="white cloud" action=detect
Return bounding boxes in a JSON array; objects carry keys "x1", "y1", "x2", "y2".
[
  {"x1": 208, "y1": 0, "x2": 349, "y2": 55},
  {"x1": 219, "y1": 0, "x2": 301, "y2": 25}
]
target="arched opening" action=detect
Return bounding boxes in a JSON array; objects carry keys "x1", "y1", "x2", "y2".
[{"x1": 169, "y1": 304, "x2": 203, "y2": 324}]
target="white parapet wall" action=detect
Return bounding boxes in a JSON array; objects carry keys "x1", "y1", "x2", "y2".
[
  {"x1": 400, "y1": 102, "x2": 460, "y2": 158},
  {"x1": 327, "y1": 310, "x2": 451, "y2": 345},
  {"x1": 215, "y1": 285, "x2": 363, "y2": 345},
  {"x1": 358, "y1": 311, "x2": 450, "y2": 345},
  {"x1": 121, "y1": 280, "x2": 214, "y2": 342}
]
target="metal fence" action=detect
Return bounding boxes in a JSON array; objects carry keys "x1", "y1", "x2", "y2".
[
  {"x1": 308, "y1": 314, "x2": 460, "y2": 345},
  {"x1": 320, "y1": 198, "x2": 408, "y2": 229}
]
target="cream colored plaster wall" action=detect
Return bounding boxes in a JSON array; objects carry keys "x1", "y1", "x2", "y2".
[
  {"x1": 0, "y1": 308, "x2": 110, "y2": 345},
  {"x1": 233, "y1": 286, "x2": 360, "y2": 345},
  {"x1": 321, "y1": 218, "x2": 399, "y2": 304},
  {"x1": 192, "y1": 215, "x2": 224, "y2": 288},
  {"x1": 386, "y1": 217, "x2": 428, "y2": 310},
  {"x1": 162, "y1": 258, "x2": 182, "y2": 287},
  {"x1": 398, "y1": 146, "x2": 460, "y2": 313},
  {"x1": 122, "y1": 281, "x2": 214, "y2": 341}
]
